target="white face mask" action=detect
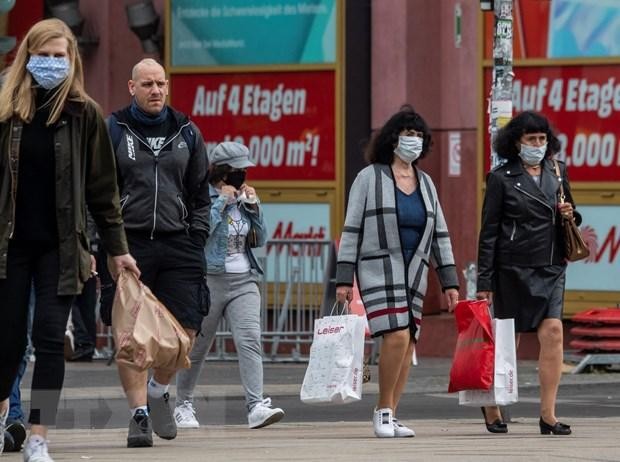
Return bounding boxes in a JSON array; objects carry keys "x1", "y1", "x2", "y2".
[
  {"x1": 394, "y1": 136, "x2": 423, "y2": 163},
  {"x1": 26, "y1": 55, "x2": 70, "y2": 90},
  {"x1": 519, "y1": 143, "x2": 547, "y2": 166}
]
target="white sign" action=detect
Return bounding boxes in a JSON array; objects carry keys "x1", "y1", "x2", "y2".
[
  {"x1": 566, "y1": 205, "x2": 620, "y2": 292},
  {"x1": 454, "y1": 3, "x2": 462, "y2": 48},
  {"x1": 258, "y1": 202, "x2": 331, "y2": 283},
  {"x1": 448, "y1": 132, "x2": 461, "y2": 177}
]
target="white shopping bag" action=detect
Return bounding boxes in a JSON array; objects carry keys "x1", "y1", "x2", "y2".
[
  {"x1": 458, "y1": 318, "x2": 518, "y2": 406},
  {"x1": 300, "y1": 313, "x2": 366, "y2": 404}
]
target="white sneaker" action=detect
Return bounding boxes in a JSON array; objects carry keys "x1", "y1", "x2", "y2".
[
  {"x1": 24, "y1": 437, "x2": 54, "y2": 462},
  {"x1": 373, "y1": 408, "x2": 395, "y2": 438},
  {"x1": 174, "y1": 401, "x2": 200, "y2": 429},
  {"x1": 0, "y1": 407, "x2": 7, "y2": 455},
  {"x1": 393, "y1": 418, "x2": 415, "y2": 437},
  {"x1": 63, "y1": 329, "x2": 74, "y2": 359},
  {"x1": 247, "y1": 398, "x2": 284, "y2": 429}
]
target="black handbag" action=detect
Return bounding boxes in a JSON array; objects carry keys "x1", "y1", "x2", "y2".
[
  {"x1": 247, "y1": 228, "x2": 259, "y2": 248},
  {"x1": 553, "y1": 160, "x2": 589, "y2": 262}
]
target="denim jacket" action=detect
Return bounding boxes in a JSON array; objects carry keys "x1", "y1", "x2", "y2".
[{"x1": 205, "y1": 184, "x2": 267, "y2": 274}]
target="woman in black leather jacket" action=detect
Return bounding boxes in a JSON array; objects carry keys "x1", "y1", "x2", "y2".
[{"x1": 476, "y1": 111, "x2": 579, "y2": 436}]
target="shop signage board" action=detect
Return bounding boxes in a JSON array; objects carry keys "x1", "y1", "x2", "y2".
[
  {"x1": 483, "y1": 64, "x2": 620, "y2": 183},
  {"x1": 170, "y1": 0, "x2": 336, "y2": 66},
  {"x1": 259, "y1": 202, "x2": 331, "y2": 283},
  {"x1": 565, "y1": 205, "x2": 620, "y2": 291},
  {"x1": 170, "y1": 71, "x2": 336, "y2": 181}
]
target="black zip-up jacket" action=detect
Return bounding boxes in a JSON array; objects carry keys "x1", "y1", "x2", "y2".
[
  {"x1": 108, "y1": 106, "x2": 210, "y2": 241},
  {"x1": 477, "y1": 158, "x2": 581, "y2": 292}
]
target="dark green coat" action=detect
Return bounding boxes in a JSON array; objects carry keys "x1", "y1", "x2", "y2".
[{"x1": 0, "y1": 99, "x2": 128, "y2": 295}]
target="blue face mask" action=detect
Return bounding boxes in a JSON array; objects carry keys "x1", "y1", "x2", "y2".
[
  {"x1": 519, "y1": 143, "x2": 547, "y2": 166},
  {"x1": 394, "y1": 136, "x2": 423, "y2": 163},
  {"x1": 26, "y1": 55, "x2": 70, "y2": 90}
]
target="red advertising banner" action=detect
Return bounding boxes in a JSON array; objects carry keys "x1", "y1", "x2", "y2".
[
  {"x1": 170, "y1": 71, "x2": 335, "y2": 181},
  {"x1": 483, "y1": 64, "x2": 620, "y2": 182}
]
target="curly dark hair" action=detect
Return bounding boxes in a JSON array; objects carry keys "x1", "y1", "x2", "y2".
[
  {"x1": 365, "y1": 104, "x2": 432, "y2": 165},
  {"x1": 208, "y1": 164, "x2": 233, "y2": 185},
  {"x1": 493, "y1": 110, "x2": 562, "y2": 161}
]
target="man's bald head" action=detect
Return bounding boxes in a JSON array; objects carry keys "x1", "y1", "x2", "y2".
[
  {"x1": 131, "y1": 58, "x2": 165, "y2": 80},
  {"x1": 128, "y1": 58, "x2": 168, "y2": 115}
]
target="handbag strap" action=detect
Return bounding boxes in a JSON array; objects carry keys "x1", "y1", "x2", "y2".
[
  {"x1": 552, "y1": 159, "x2": 566, "y2": 204},
  {"x1": 330, "y1": 300, "x2": 350, "y2": 316},
  {"x1": 472, "y1": 301, "x2": 494, "y2": 341}
]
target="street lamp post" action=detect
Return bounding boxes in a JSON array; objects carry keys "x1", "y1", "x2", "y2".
[
  {"x1": 481, "y1": 0, "x2": 514, "y2": 422},
  {"x1": 488, "y1": 0, "x2": 514, "y2": 169}
]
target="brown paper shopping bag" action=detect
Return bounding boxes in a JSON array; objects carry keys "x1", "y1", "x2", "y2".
[{"x1": 112, "y1": 271, "x2": 191, "y2": 371}]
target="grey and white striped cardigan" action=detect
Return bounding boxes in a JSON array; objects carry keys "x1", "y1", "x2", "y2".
[{"x1": 336, "y1": 163, "x2": 459, "y2": 340}]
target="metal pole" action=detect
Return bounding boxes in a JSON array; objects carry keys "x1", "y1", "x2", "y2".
[
  {"x1": 488, "y1": 0, "x2": 514, "y2": 170},
  {"x1": 484, "y1": 2, "x2": 515, "y2": 422}
]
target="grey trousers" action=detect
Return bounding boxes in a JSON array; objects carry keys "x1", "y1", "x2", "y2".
[{"x1": 176, "y1": 271, "x2": 264, "y2": 412}]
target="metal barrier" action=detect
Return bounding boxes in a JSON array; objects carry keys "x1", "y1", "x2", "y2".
[
  {"x1": 95, "y1": 298, "x2": 115, "y2": 361},
  {"x1": 210, "y1": 239, "x2": 333, "y2": 362}
]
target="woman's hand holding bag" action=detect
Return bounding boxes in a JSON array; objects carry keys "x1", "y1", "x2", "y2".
[{"x1": 553, "y1": 160, "x2": 590, "y2": 262}]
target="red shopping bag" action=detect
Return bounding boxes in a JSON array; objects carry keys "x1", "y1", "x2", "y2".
[
  {"x1": 448, "y1": 300, "x2": 495, "y2": 393},
  {"x1": 349, "y1": 278, "x2": 370, "y2": 337}
]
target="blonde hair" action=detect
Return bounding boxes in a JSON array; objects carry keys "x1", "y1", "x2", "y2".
[{"x1": 0, "y1": 18, "x2": 92, "y2": 125}]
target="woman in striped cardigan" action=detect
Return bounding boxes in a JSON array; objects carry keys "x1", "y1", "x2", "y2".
[{"x1": 336, "y1": 105, "x2": 459, "y2": 438}]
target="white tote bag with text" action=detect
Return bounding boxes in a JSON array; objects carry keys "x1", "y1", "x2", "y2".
[
  {"x1": 300, "y1": 313, "x2": 366, "y2": 404},
  {"x1": 459, "y1": 318, "x2": 518, "y2": 406}
]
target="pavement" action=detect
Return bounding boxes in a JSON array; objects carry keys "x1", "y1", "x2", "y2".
[
  {"x1": 4, "y1": 357, "x2": 620, "y2": 461},
  {"x1": 3, "y1": 418, "x2": 620, "y2": 462}
]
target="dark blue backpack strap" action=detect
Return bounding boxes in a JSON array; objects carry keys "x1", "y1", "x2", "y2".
[
  {"x1": 107, "y1": 115, "x2": 124, "y2": 151},
  {"x1": 181, "y1": 124, "x2": 196, "y2": 154}
]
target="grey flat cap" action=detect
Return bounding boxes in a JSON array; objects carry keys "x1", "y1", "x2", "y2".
[{"x1": 209, "y1": 141, "x2": 255, "y2": 168}]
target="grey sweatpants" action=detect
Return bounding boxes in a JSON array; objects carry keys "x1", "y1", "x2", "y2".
[{"x1": 175, "y1": 271, "x2": 264, "y2": 412}]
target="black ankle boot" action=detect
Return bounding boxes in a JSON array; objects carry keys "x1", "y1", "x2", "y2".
[
  {"x1": 539, "y1": 417, "x2": 571, "y2": 435},
  {"x1": 481, "y1": 407, "x2": 508, "y2": 434}
]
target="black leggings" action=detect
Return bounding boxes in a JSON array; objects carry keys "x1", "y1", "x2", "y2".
[{"x1": 0, "y1": 241, "x2": 74, "y2": 425}]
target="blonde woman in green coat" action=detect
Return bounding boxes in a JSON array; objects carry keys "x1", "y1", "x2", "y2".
[{"x1": 0, "y1": 19, "x2": 139, "y2": 461}]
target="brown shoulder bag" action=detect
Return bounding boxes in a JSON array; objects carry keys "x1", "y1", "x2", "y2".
[{"x1": 552, "y1": 160, "x2": 589, "y2": 262}]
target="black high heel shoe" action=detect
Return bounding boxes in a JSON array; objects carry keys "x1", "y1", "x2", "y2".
[
  {"x1": 539, "y1": 417, "x2": 571, "y2": 435},
  {"x1": 481, "y1": 407, "x2": 508, "y2": 434}
]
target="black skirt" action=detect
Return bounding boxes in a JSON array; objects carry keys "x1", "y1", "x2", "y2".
[{"x1": 493, "y1": 265, "x2": 566, "y2": 333}]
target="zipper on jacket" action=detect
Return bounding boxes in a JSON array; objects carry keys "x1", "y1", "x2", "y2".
[
  {"x1": 550, "y1": 197, "x2": 556, "y2": 265},
  {"x1": 119, "y1": 194, "x2": 130, "y2": 212},
  {"x1": 177, "y1": 195, "x2": 188, "y2": 220},
  {"x1": 8, "y1": 179, "x2": 16, "y2": 239},
  {"x1": 510, "y1": 220, "x2": 517, "y2": 241},
  {"x1": 514, "y1": 184, "x2": 556, "y2": 263},
  {"x1": 151, "y1": 154, "x2": 159, "y2": 239},
  {"x1": 116, "y1": 121, "x2": 191, "y2": 239},
  {"x1": 8, "y1": 120, "x2": 18, "y2": 238},
  {"x1": 118, "y1": 121, "x2": 190, "y2": 158}
]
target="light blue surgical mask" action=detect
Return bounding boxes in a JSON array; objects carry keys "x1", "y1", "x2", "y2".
[
  {"x1": 26, "y1": 55, "x2": 70, "y2": 90},
  {"x1": 519, "y1": 143, "x2": 547, "y2": 166},
  {"x1": 394, "y1": 136, "x2": 423, "y2": 163}
]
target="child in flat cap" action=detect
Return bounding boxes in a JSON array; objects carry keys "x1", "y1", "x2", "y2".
[{"x1": 175, "y1": 141, "x2": 285, "y2": 430}]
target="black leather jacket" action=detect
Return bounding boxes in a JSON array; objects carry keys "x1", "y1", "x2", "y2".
[{"x1": 477, "y1": 158, "x2": 581, "y2": 292}]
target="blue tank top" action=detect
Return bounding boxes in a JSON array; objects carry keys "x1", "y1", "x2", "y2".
[{"x1": 396, "y1": 187, "x2": 426, "y2": 264}]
